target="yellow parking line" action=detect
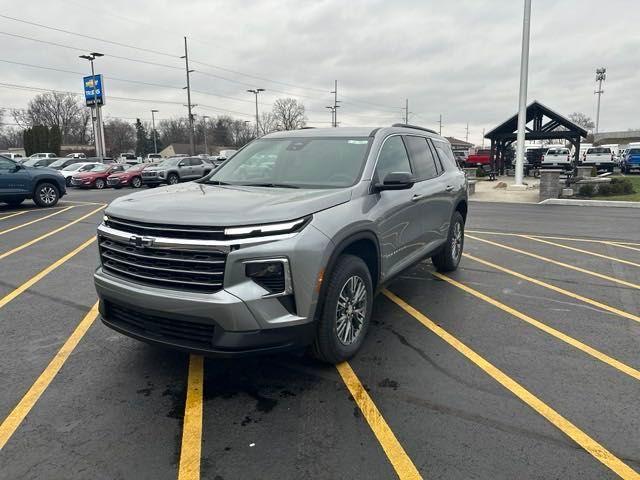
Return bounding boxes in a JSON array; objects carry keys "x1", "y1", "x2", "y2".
[
  {"x1": 467, "y1": 234, "x2": 640, "y2": 291},
  {"x1": 178, "y1": 355, "x2": 204, "y2": 480},
  {"x1": 0, "y1": 211, "x2": 29, "y2": 221},
  {"x1": 521, "y1": 235, "x2": 640, "y2": 269},
  {"x1": 336, "y1": 362, "x2": 422, "y2": 480},
  {"x1": 382, "y1": 289, "x2": 640, "y2": 480},
  {"x1": 0, "y1": 302, "x2": 99, "y2": 450},
  {"x1": 463, "y1": 253, "x2": 640, "y2": 325},
  {"x1": 609, "y1": 243, "x2": 640, "y2": 253},
  {"x1": 433, "y1": 272, "x2": 640, "y2": 381},
  {"x1": 0, "y1": 204, "x2": 104, "y2": 261},
  {"x1": 467, "y1": 229, "x2": 640, "y2": 247},
  {"x1": 0, "y1": 236, "x2": 96, "y2": 310},
  {"x1": 0, "y1": 206, "x2": 74, "y2": 236}
]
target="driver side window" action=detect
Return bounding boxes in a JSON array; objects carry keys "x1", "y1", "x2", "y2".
[
  {"x1": 0, "y1": 158, "x2": 16, "y2": 170},
  {"x1": 375, "y1": 136, "x2": 412, "y2": 182}
]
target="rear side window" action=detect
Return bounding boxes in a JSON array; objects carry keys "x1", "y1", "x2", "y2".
[
  {"x1": 190, "y1": 158, "x2": 203, "y2": 166},
  {"x1": 432, "y1": 140, "x2": 458, "y2": 170},
  {"x1": 375, "y1": 136, "x2": 412, "y2": 181},
  {"x1": 403, "y1": 136, "x2": 439, "y2": 181}
]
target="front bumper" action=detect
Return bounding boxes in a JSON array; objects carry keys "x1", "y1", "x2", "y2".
[{"x1": 94, "y1": 222, "x2": 332, "y2": 356}]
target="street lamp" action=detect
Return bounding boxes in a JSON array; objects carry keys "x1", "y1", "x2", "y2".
[
  {"x1": 247, "y1": 88, "x2": 265, "y2": 137},
  {"x1": 594, "y1": 67, "x2": 606, "y2": 135},
  {"x1": 151, "y1": 109, "x2": 159, "y2": 154},
  {"x1": 202, "y1": 115, "x2": 210, "y2": 155},
  {"x1": 79, "y1": 52, "x2": 104, "y2": 158}
]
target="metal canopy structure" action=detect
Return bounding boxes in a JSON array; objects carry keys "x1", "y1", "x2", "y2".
[{"x1": 484, "y1": 101, "x2": 588, "y2": 174}]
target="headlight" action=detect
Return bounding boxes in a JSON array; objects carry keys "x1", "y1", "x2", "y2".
[{"x1": 225, "y1": 217, "x2": 310, "y2": 237}]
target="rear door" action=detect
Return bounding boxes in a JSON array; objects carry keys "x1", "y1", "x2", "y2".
[
  {"x1": 189, "y1": 158, "x2": 205, "y2": 178},
  {"x1": 404, "y1": 135, "x2": 451, "y2": 249}
]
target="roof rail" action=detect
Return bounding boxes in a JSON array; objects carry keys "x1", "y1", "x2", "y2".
[{"x1": 392, "y1": 123, "x2": 438, "y2": 135}]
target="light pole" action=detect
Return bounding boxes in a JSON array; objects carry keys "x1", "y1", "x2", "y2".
[
  {"x1": 79, "y1": 52, "x2": 104, "y2": 158},
  {"x1": 513, "y1": 0, "x2": 532, "y2": 188},
  {"x1": 247, "y1": 88, "x2": 265, "y2": 137},
  {"x1": 151, "y1": 109, "x2": 158, "y2": 154},
  {"x1": 202, "y1": 115, "x2": 210, "y2": 155},
  {"x1": 594, "y1": 67, "x2": 606, "y2": 135},
  {"x1": 326, "y1": 106, "x2": 335, "y2": 126}
]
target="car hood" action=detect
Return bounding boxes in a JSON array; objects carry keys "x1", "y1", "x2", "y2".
[{"x1": 105, "y1": 182, "x2": 352, "y2": 226}]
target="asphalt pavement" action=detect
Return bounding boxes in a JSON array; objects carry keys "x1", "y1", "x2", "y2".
[{"x1": 0, "y1": 189, "x2": 638, "y2": 480}]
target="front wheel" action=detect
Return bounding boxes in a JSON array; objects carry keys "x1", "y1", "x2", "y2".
[
  {"x1": 131, "y1": 176, "x2": 142, "y2": 188},
  {"x1": 311, "y1": 254, "x2": 373, "y2": 364},
  {"x1": 167, "y1": 174, "x2": 179, "y2": 185},
  {"x1": 33, "y1": 183, "x2": 59, "y2": 207},
  {"x1": 65, "y1": 177, "x2": 72, "y2": 187},
  {"x1": 94, "y1": 178, "x2": 105, "y2": 189},
  {"x1": 432, "y1": 211, "x2": 465, "y2": 272}
]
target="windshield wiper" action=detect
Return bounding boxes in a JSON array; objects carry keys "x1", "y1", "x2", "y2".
[{"x1": 237, "y1": 183, "x2": 300, "y2": 189}]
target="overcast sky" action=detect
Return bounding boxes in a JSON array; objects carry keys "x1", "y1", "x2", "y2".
[{"x1": 0, "y1": 0, "x2": 638, "y2": 144}]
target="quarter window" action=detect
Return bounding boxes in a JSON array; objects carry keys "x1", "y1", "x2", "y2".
[
  {"x1": 432, "y1": 140, "x2": 458, "y2": 170},
  {"x1": 375, "y1": 136, "x2": 412, "y2": 182},
  {"x1": 403, "y1": 136, "x2": 440, "y2": 180}
]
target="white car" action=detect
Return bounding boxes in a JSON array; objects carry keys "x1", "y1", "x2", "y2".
[
  {"x1": 66, "y1": 153, "x2": 87, "y2": 159},
  {"x1": 582, "y1": 147, "x2": 615, "y2": 172},
  {"x1": 541, "y1": 147, "x2": 572, "y2": 170},
  {"x1": 60, "y1": 162, "x2": 101, "y2": 186}
]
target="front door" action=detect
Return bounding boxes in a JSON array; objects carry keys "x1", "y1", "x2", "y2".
[{"x1": 0, "y1": 158, "x2": 31, "y2": 195}]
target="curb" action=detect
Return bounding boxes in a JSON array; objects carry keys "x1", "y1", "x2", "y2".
[{"x1": 539, "y1": 198, "x2": 640, "y2": 208}]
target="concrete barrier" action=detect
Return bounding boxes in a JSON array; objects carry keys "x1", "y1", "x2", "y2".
[
  {"x1": 576, "y1": 166, "x2": 593, "y2": 178},
  {"x1": 468, "y1": 180, "x2": 476, "y2": 196}
]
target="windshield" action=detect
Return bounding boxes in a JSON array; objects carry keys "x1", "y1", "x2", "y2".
[
  {"x1": 156, "y1": 158, "x2": 180, "y2": 168},
  {"x1": 48, "y1": 159, "x2": 67, "y2": 168},
  {"x1": 206, "y1": 137, "x2": 371, "y2": 188},
  {"x1": 629, "y1": 149, "x2": 640, "y2": 154},
  {"x1": 23, "y1": 158, "x2": 45, "y2": 167},
  {"x1": 89, "y1": 164, "x2": 109, "y2": 172},
  {"x1": 587, "y1": 147, "x2": 611, "y2": 154}
]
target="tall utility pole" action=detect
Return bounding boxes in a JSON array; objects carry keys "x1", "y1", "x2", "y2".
[
  {"x1": 247, "y1": 88, "x2": 265, "y2": 137},
  {"x1": 151, "y1": 109, "x2": 158, "y2": 154},
  {"x1": 331, "y1": 80, "x2": 340, "y2": 127},
  {"x1": 465, "y1": 123, "x2": 470, "y2": 142},
  {"x1": 181, "y1": 36, "x2": 195, "y2": 155},
  {"x1": 514, "y1": 0, "x2": 532, "y2": 187},
  {"x1": 79, "y1": 52, "x2": 104, "y2": 158},
  {"x1": 438, "y1": 115, "x2": 443, "y2": 135},
  {"x1": 594, "y1": 67, "x2": 606, "y2": 134},
  {"x1": 202, "y1": 115, "x2": 210, "y2": 155},
  {"x1": 403, "y1": 99, "x2": 409, "y2": 124}
]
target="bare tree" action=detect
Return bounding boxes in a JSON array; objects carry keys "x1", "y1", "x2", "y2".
[
  {"x1": 271, "y1": 98, "x2": 306, "y2": 131},
  {"x1": 259, "y1": 112, "x2": 278, "y2": 135},
  {"x1": 104, "y1": 118, "x2": 135, "y2": 156},
  {"x1": 12, "y1": 92, "x2": 90, "y2": 144},
  {"x1": 568, "y1": 112, "x2": 595, "y2": 131},
  {"x1": 158, "y1": 117, "x2": 191, "y2": 145}
]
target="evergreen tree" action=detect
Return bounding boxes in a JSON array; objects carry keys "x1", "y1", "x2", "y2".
[
  {"x1": 134, "y1": 119, "x2": 149, "y2": 156},
  {"x1": 48, "y1": 125, "x2": 62, "y2": 155}
]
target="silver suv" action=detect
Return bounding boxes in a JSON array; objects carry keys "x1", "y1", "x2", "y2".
[
  {"x1": 94, "y1": 125, "x2": 468, "y2": 363},
  {"x1": 141, "y1": 156, "x2": 212, "y2": 186}
]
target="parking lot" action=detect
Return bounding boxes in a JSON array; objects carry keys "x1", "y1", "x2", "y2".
[{"x1": 0, "y1": 189, "x2": 638, "y2": 480}]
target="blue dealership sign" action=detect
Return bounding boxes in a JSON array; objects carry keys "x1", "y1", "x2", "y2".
[{"x1": 83, "y1": 74, "x2": 105, "y2": 106}]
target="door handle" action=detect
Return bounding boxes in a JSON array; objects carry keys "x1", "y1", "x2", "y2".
[
  {"x1": 445, "y1": 185, "x2": 454, "y2": 192},
  {"x1": 411, "y1": 194, "x2": 426, "y2": 202}
]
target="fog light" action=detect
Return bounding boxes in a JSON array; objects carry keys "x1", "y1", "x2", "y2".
[{"x1": 245, "y1": 259, "x2": 292, "y2": 296}]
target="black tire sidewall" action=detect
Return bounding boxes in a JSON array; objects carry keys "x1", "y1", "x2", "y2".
[
  {"x1": 432, "y1": 211, "x2": 465, "y2": 272},
  {"x1": 132, "y1": 177, "x2": 142, "y2": 188},
  {"x1": 314, "y1": 255, "x2": 373, "y2": 363},
  {"x1": 95, "y1": 179, "x2": 105, "y2": 189},
  {"x1": 168, "y1": 174, "x2": 179, "y2": 185},
  {"x1": 34, "y1": 183, "x2": 59, "y2": 207}
]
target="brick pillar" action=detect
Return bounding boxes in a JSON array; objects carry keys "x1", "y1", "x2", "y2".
[{"x1": 539, "y1": 169, "x2": 562, "y2": 201}]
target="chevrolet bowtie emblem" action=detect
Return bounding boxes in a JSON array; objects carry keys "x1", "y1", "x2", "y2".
[{"x1": 129, "y1": 235, "x2": 155, "y2": 248}]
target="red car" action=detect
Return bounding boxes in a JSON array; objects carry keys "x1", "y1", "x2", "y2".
[
  {"x1": 106, "y1": 163, "x2": 151, "y2": 189},
  {"x1": 71, "y1": 163, "x2": 130, "y2": 189},
  {"x1": 465, "y1": 149, "x2": 491, "y2": 167}
]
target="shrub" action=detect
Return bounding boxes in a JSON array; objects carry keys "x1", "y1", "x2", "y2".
[
  {"x1": 609, "y1": 178, "x2": 635, "y2": 195},
  {"x1": 591, "y1": 166, "x2": 597, "y2": 177},
  {"x1": 578, "y1": 184, "x2": 595, "y2": 197},
  {"x1": 597, "y1": 184, "x2": 611, "y2": 196}
]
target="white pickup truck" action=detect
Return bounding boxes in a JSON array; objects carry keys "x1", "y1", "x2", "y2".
[
  {"x1": 541, "y1": 147, "x2": 572, "y2": 170},
  {"x1": 581, "y1": 147, "x2": 615, "y2": 172}
]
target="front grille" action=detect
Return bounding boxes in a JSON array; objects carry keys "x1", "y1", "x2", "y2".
[
  {"x1": 104, "y1": 216, "x2": 225, "y2": 240},
  {"x1": 107, "y1": 178, "x2": 120, "y2": 185},
  {"x1": 142, "y1": 171, "x2": 158, "y2": 177},
  {"x1": 99, "y1": 237, "x2": 226, "y2": 293},
  {"x1": 106, "y1": 302, "x2": 215, "y2": 349}
]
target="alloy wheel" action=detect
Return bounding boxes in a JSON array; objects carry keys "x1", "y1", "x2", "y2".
[
  {"x1": 39, "y1": 186, "x2": 57, "y2": 205},
  {"x1": 451, "y1": 220, "x2": 463, "y2": 261},
  {"x1": 335, "y1": 275, "x2": 367, "y2": 345}
]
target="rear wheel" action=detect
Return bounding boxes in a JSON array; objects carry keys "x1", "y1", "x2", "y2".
[
  {"x1": 312, "y1": 254, "x2": 373, "y2": 364},
  {"x1": 33, "y1": 183, "x2": 59, "y2": 207},
  {"x1": 95, "y1": 178, "x2": 105, "y2": 189},
  {"x1": 131, "y1": 176, "x2": 142, "y2": 188},
  {"x1": 432, "y1": 211, "x2": 465, "y2": 272}
]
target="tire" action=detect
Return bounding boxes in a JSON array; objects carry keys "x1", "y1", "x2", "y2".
[
  {"x1": 65, "y1": 177, "x2": 72, "y2": 187},
  {"x1": 94, "y1": 178, "x2": 106, "y2": 189},
  {"x1": 33, "y1": 182, "x2": 59, "y2": 207},
  {"x1": 131, "y1": 176, "x2": 142, "y2": 188},
  {"x1": 167, "y1": 174, "x2": 179, "y2": 185},
  {"x1": 432, "y1": 211, "x2": 465, "y2": 272},
  {"x1": 311, "y1": 254, "x2": 373, "y2": 364},
  {"x1": 6, "y1": 197, "x2": 25, "y2": 207}
]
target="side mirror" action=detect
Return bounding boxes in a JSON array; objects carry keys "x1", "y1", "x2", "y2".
[
  {"x1": 11, "y1": 163, "x2": 23, "y2": 173},
  {"x1": 375, "y1": 172, "x2": 415, "y2": 191},
  {"x1": 178, "y1": 162, "x2": 186, "y2": 168}
]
